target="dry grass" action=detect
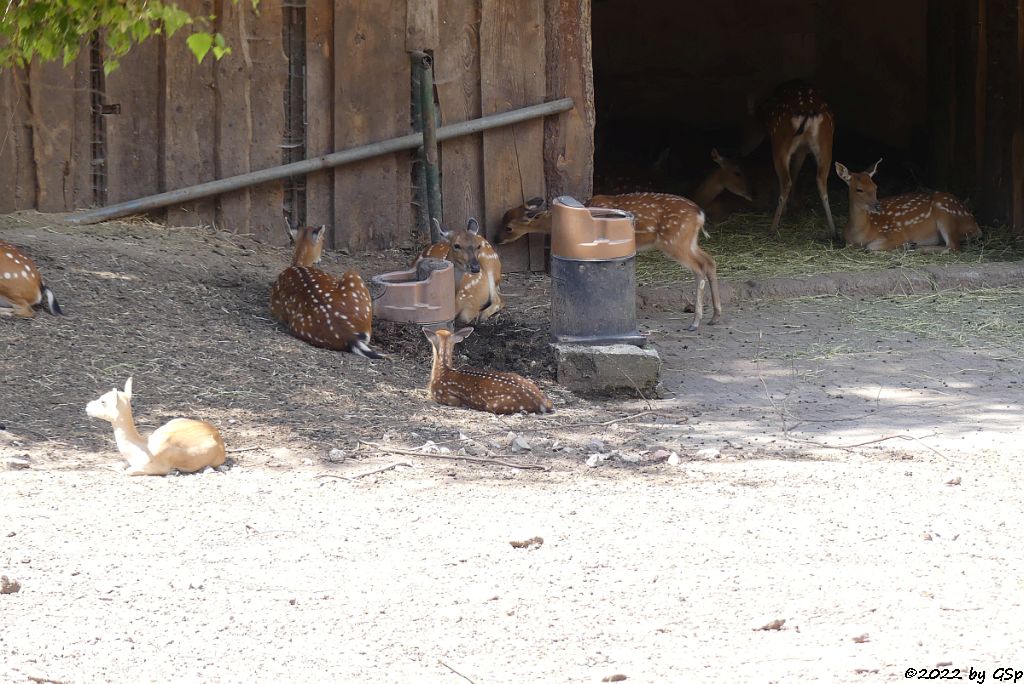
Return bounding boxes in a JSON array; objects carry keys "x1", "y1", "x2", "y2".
[{"x1": 636, "y1": 207, "x2": 1024, "y2": 286}]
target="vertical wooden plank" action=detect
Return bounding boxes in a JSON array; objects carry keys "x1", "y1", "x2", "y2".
[
  {"x1": 544, "y1": 0, "x2": 595, "y2": 205},
  {"x1": 216, "y1": 0, "x2": 287, "y2": 241},
  {"x1": 407, "y1": 0, "x2": 440, "y2": 51},
  {"x1": 165, "y1": 0, "x2": 217, "y2": 226},
  {"x1": 5, "y1": 69, "x2": 36, "y2": 210},
  {"x1": 1013, "y1": 0, "x2": 1024, "y2": 234},
  {"x1": 975, "y1": 0, "x2": 988, "y2": 192},
  {"x1": 105, "y1": 39, "x2": 162, "y2": 204},
  {"x1": 436, "y1": 0, "x2": 483, "y2": 236},
  {"x1": 480, "y1": 0, "x2": 547, "y2": 273},
  {"x1": 0, "y1": 70, "x2": 25, "y2": 212},
  {"x1": 27, "y1": 53, "x2": 92, "y2": 211},
  {"x1": 334, "y1": 0, "x2": 412, "y2": 250},
  {"x1": 306, "y1": 0, "x2": 335, "y2": 240}
]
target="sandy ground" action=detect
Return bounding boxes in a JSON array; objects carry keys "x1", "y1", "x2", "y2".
[{"x1": 2, "y1": 213, "x2": 1023, "y2": 683}]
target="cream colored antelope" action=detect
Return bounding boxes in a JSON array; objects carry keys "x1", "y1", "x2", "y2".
[
  {"x1": 0, "y1": 240, "x2": 62, "y2": 318},
  {"x1": 423, "y1": 327, "x2": 553, "y2": 415},
  {"x1": 415, "y1": 218, "x2": 504, "y2": 325},
  {"x1": 86, "y1": 377, "x2": 226, "y2": 476},
  {"x1": 835, "y1": 159, "x2": 981, "y2": 252},
  {"x1": 499, "y1": 193, "x2": 722, "y2": 331},
  {"x1": 747, "y1": 81, "x2": 837, "y2": 239},
  {"x1": 269, "y1": 224, "x2": 382, "y2": 358}
]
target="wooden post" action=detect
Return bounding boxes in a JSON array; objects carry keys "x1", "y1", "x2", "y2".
[
  {"x1": 306, "y1": 0, "x2": 335, "y2": 243},
  {"x1": 481, "y1": 0, "x2": 547, "y2": 272},
  {"x1": 1013, "y1": 0, "x2": 1024, "y2": 235},
  {"x1": 544, "y1": 0, "x2": 595, "y2": 205},
  {"x1": 435, "y1": 0, "x2": 484, "y2": 240}
]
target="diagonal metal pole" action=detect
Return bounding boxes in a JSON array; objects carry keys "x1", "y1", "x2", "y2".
[{"x1": 65, "y1": 97, "x2": 575, "y2": 226}]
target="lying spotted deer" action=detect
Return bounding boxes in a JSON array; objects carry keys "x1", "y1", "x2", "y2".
[
  {"x1": 499, "y1": 193, "x2": 722, "y2": 331},
  {"x1": 835, "y1": 159, "x2": 981, "y2": 252},
  {"x1": 269, "y1": 224, "x2": 382, "y2": 358},
  {"x1": 86, "y1": 377, "x2": 226, "y2": 476},
  {"x1": 744, "y1": 81, "x2": 837, "y2": 239},
  {"x1": 0, "y1": 240, "x2": 62, "y2": 318},
  {"x1": 423, "y1": 327, "x2": 553, "y2": 415},
  {"x1": 415, "y1": 218, "x2": 503, "y2": 325}
]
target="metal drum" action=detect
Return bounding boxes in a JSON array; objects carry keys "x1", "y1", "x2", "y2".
[{"x1": 549, "y1": 196, "x2": 646, "y2": 347}]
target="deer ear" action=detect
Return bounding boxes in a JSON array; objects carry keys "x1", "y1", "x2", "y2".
[
  {"x1": 434, "y1": 218, "x2": 450, "y2": 241},
  {"x1": 123, "y1": 376, "x2": 133, "y2": 400},
  {"x1": 466, "y1": 218, "x2": 480, "y2": 235},
  {"x1": 422, "y1": 328, "x2": 439, "y2": 346},
  {"x1": 834, "y1": 162, "x2": 851, "y2": 183},
  {"x1": 711, "y1": 148, "x2": 724, "y2": 166},
  {"x1": 525, "y1": 197, "x2": 545, "y2": 210},
  {"x1": 312, "y1": 225, "x2": 327, "y2": 243},
  {"x1": 867, "y1": 158, "x2": 883, "y2": 177},
  {"x1": 452, "y1": 326, "x2": 474, "y2": 343}
]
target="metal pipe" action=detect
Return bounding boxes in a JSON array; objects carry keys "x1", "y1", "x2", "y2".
[
  {"x1": 413, "y1": 51, "x2": 443, "y2": 242},
  {"x1": 67, "y1": 97, "x2": 575, "y2": 226},
  {"x1": 409, "y1": 58, "x2": 432, "y2": 241}
]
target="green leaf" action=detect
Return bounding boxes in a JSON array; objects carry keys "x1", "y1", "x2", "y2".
[{"x1": 186, "y1": 32, "x2": 213, "y2": 63}]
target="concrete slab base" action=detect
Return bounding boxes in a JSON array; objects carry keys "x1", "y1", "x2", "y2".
[{"x1": 552, "y1": 343, "x2": 662, "y2": 397}]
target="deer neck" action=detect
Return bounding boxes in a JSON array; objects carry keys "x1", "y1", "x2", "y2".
[
  {"x1": 110, "y1": 406, "x2": 151, "y2": 462},
  {"x1": 429, "y1": 341, "x2": 454, "y2": 388},
  {"x1": 692, "y1": 172, "x2": 725, "y2": 209},
  {"x1": 847, "y1": 194, "x2": 875, "y2": 228}
]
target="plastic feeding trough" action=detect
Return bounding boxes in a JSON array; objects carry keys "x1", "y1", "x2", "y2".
[
  {"x1": 369, "y1": 257, "x2": 456, "y2": 329},
  {"x1": 549, "y1": 196, "x2": 646, "y2": 347}
]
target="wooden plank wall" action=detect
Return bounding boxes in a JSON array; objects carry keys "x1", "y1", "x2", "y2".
[
  {"x1": 333, "y1": 0, "x2": 413, "y2": 250},
  {"x1": 0, "y1": 0, "x2": 595, "y2": 262},
  {"x1": 480, "y1": 0, "x2": 547, "y2": 272}
]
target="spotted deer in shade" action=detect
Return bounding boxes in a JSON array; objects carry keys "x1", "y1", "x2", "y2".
[
  {"x1": 499, "y1": 193, "x2": 722, "y2": 331},
  {"x1": 423, "y1": 327, "x2": 553, "y2": 415},
  {"x1": 269, "y1": 224, "x2": 382, "y2": 358},
  {"x1": 743, "y1": 81, "x2": 838, "y2": 239},
  {"x1": 415, "y1": 218, "x2": 504, "y2": 325},
  {"x1": 0, "y1": 240, "x2": 62, "y2": 318},
  {"x1": 835, "y1": 159, "x2": 981, "y2": 252}
]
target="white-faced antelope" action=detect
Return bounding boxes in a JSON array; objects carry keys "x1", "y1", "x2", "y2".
[
  {"x1": 0, "y1": 240, "x2": 62, "y2": 318},
  {"x1": 499, "y1": 193, "x2": 722, "y2": 331},
  {"x1": 86, "y1": 377, "x2": 226, "y2": 476},
  {"x1": 423, "y1": 327, "x2": 553, "y2": 415},
  {"x1": 835, "y1": 159, "x2": 981, "y2": 252},
  {"x1": 269, "y1": 224, "x2": 382, "y2": 358},
  {"x1": 747, "y1": 81, "x2": 837, "y2": 239},
  {"x1": 415, "y1": 218, "x2": 504, "y2": 325}
]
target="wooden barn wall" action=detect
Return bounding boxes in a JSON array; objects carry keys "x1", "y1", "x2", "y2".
[
  {"x1": 929, "y1": 0, "x2": 1024, "y2": 233},
  {"x1": 0, "y1": 0, "x2": 594, "y2": 262}
]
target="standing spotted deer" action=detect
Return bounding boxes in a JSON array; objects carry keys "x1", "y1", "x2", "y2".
[
  {"x1": 835, "y1": 159, "x2": 981, "y2": 252},
  {"x1": 744, "y1": 81, "x2": 837, "y2": 239},
  {"x1": 499, "y1": 193, "x2": 722, "y2": 331},
  {"x1": 423, "y1": 327, "x2": 553, "y2": 415},
  {"x1": 0, "y1": 240, "x2": 62, "y2": 318},
  {"x1": 415, "y1": 218, "x2": 503, "y2": 325},
  {"x1": 269, "y1": 224, "x2": 382, "y2": 358}
]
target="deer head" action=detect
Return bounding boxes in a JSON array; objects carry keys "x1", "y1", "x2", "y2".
[
  {"x1": 496, "y1": 197, "x2": 550, "y2": 245},
  {"x1": 835, "y1": 159, "x2": 883, "y2": 214},
  {"x1": 286, "y1": 222, "x2": 327, "y2": 267},
  {"x1": 86, "y1": 377, "x2": 134, "y2": 423},
  {"x1": 710, "y1": 148, "x2": 754, "y2": 201},
  {"x1": 438, "y1": 218, "x2": 487, "y2": 274}
]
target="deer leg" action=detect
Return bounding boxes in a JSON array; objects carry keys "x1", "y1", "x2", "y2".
[
  {"x1": 663, "y1": 242, "x2": 709, "y2": 331},
  {"x1": 813, "y1": 148, "x2": 837, "y2": 241},
  {"x1": 770, "y1": 146, "x2": 794, "y2": 235},
  {"x1": 703, "y1": 252, "x2": 723, "y2": 325}
]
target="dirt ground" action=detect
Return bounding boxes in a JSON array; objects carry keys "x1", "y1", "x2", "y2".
[{"x1": 2, "y1": 212, "x2": 1023, "y2": 683}]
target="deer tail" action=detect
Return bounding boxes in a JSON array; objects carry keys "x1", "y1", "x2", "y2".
[
  {"x1": 350, "y1": 332, "x2": 384, "y2": 360},
  {"x1": 40, "y1": 283, "x2": 63, "y2": 315}
]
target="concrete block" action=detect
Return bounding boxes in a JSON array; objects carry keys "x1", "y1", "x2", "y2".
[{"x1": 553, "y1": 343, "x2": 661, "y2": 397}]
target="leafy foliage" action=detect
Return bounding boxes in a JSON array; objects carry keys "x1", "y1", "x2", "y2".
[{"x1": 0, "y1": 0, "x2": 259, "y2": 73}]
